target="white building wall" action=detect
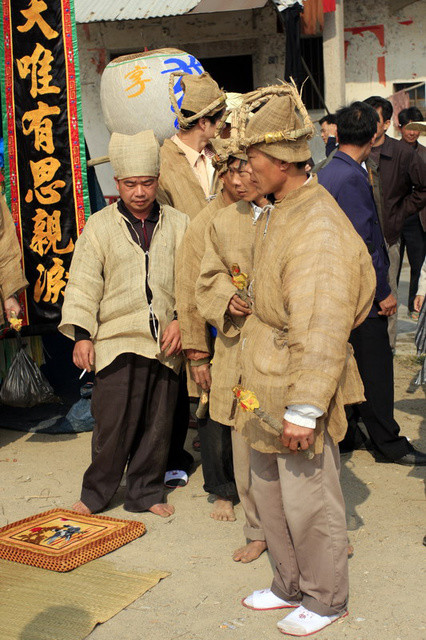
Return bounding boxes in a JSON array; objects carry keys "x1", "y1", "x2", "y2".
[
  {"x1": 76, "y1": 5, "x2": 285, "y2": 196},
  {"x1": 344, "y1": 0, "x2": 426, "y2": 129}
]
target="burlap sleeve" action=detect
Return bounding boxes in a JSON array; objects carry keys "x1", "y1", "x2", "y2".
[
  {"x1": 0, "y1": 195, "x2": 28, "y2": 303},
  {"x1": 283, "y1": 210, "x2": 374, "y2": 413},
  {"x1": 195, "y1": 220, "x2": 241, "y2": 338},
  {"x1": 175, "y1": 218, "x2": 211, "y2": 354},
  {"x1": 58, "y1": 220, "x2": 105, "y2": 342}
]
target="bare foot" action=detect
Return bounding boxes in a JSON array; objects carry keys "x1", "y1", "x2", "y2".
[
  {"x1": 71, "y1": 500, "x2": 92, "y2": 515},
  {"x1": 233, "y1": 540, "x2": 267, "y2": 563},
  {"x1": 148, "y1": 503, "x2": 175, "y2": 517},
  {"x1": 210, "y1": 497, "x2": 236, "y2": 522}
]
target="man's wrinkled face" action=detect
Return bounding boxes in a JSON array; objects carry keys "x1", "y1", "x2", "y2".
[
  {"x1": 246, "y1": 147, "x2": 283, "y2": 195},
  {"x1": 115, "y1": 176, "x2": 158, "y2": 216},
  {"x1": 401, "y1": 122, "x2": 420, "y2": 146},
  {"x1": 221, "y1": 158, "x2": 244, "y2": 201},
  {"x1": 234, "y1": 161, "x2": 261, "y2": 202},
  {"x1": 320, "y1": 121, "x2": 337, "y2": 143}
]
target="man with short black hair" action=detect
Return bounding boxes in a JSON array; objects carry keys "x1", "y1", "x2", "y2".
[
  {"x1": 397, "y1": 106, "x2": 426, "y2": 317},
  {"x1": 319, "y1": 113, "x2": 338, "y2": 157},
  {"x1": 318, "y1": 101, "x2": 426, "y2": 466},
  {"x1": 363, "y1": 96, "x2": 426, "y2": 345}
]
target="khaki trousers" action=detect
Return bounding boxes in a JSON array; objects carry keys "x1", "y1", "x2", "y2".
[
  {"x1": 231, "y1": 429, "x2": 265, "y2": 542},
  {"x1": 387, "y1": 240, "x2": 401, "y2": 349},
  {"x1": 250, "y1": 431, "x2": 348, "y2": 616}
]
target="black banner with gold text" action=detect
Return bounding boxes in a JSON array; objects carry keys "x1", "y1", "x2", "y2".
[{"x1": 0, "y1": 0, "x2": 89, "y2": 327}]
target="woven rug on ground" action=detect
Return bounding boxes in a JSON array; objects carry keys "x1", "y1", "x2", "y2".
[
  {"x1": 0, "y1": 508, "x2": 146, "y2": 572},
  {"x1": 0, "y1": 557, "x2": 169, "y2": 640}
]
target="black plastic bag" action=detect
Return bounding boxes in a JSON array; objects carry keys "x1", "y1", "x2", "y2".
[{"x1": 0, "y1": 339, "x2": 56, "y2": 407}]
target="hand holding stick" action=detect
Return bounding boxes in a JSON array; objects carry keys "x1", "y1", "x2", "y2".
[{"x1": 232, "y1": 385, "x2": 315, "y2": 460}]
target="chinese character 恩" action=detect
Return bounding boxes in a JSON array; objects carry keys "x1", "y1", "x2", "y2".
[
  {"x1": 17, "y1": 44, "x2": 60, "y2": 99},
  {"x1": 26, "y1": 157, "x2": 65, "y2": 205}
]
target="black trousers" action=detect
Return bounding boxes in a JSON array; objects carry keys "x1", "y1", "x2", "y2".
[
  {"x1": 398, "y1": 213, "x2": 426, "y2": 312},
  {"x1": 81, "y1": 353, "x2": 179, "y2": 513},
  {"x1": 197, "y1": 414, "x2": 238, "y2": 501},
  {"x1": 166, "y1": 370, "x2": 194, "y2": 474},
  {"x1": 341, "y1": 317, "x2": 411, "y2": 461}
]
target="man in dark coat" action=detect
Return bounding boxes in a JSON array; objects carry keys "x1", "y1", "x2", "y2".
[{"x1": 318, "y1": 101, "x2": 426, "y2": 466}]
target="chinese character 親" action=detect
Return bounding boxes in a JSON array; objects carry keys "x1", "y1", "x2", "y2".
[{"x1": 30, "y1": 208, "x2": 74, "y2": 256}]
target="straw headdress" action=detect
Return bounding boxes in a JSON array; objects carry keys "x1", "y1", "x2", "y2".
[
  {"x1": 109, "y1": 130, "x2": 160, "y2": 179},
  {"x1": 210, "y1": 137, "x2": 247, "y2": 175},
  {"x1": 236, "y1": 82, "x2": 315, "y2": 163},
  {"x1": 169, "y1": 72, "x2": 226, "y2": 130}
]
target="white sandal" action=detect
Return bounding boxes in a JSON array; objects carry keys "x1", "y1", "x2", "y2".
[
  {"x1": 277, "y1": 605, "x2": 348, "y2": 636},
  {"x1": 242, "y1": 588, "x2": 299, "y2": 611}
]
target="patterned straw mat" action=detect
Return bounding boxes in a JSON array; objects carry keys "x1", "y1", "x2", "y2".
[
  {"x1": 0, "y1": 557, "x2": 169, "y2": 640},
  {"x1": 0, "y1": 508, "x2": 146, "y2": 571}
]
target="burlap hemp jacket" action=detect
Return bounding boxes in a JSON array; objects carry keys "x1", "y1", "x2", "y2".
[
  {"x1": 235, "y1": 177, "x2": 376, "y2": 455},
  {"x1": 0, "y1": 194, "x2": 27, "y2": 324},
  {"x1": 158, "y1": 139, "x2": 219, "y2": 220},
  {"x1": 196, "y1": 200, "x2": 261, "y2": 426},
  {"x1": 59, "y1": 202, "x2": 188, "y2": 374},
  {"x1": 175, "y1": 191, "x2": 227, "y2": 397}
]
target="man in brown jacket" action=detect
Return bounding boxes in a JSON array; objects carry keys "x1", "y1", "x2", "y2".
[
  {"x1": 364, "y1": 96, "x2": 426, "y2": 345},
  {"x1": 231, "y1": 86, "x2": 376, "y2": 636},
  {"x1": 0, "y1": 194, "x2": 27, "y2": 323},
  {"x1": 397, "y1": 107, "x2": 426, "y2": 318}
]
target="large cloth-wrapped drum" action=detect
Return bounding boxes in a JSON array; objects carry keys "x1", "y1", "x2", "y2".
[{"x1": 100, "y1": 48, "x2": 204, "y2": 144}]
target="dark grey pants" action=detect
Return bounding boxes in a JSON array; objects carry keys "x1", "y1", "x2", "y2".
[{"x1": 81, "y1": 353, "x2": 179, "y2": 513}]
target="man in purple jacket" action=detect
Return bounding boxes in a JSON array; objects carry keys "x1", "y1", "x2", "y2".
[{"x1": 318, "y1": 101, "x2": 426, "y2": 466}]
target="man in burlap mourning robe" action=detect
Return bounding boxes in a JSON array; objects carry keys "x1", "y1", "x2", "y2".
[
  {"x1": 232, "y1": 86, "x2": 376, "y2": 637},
  {"x1": 194, "y1": 146, "x2": 271, "y2": 563},
  {"x1": 176, "y1": 137, "x2": 266, "y2": 562},
  {"x1": 158, "y1": 71, "x2": 226, "y2": 488},
  {"x1": 59, "y1": 130, "x2": 188, "y2": 518},
  {"x1": 0, "y1": 194, "x2": 28, "y2": 324},
  {"x1": 158, "y1": 72, "x2": 226, "y2": 219}
]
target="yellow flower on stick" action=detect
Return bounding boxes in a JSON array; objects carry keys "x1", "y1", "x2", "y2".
[
  {"x1": 232, "y1": 385, "x2": 259, "y2": 412},
  {"x1": 231, "y1": 263, "x2": 248, "y2": 291},
  {"x1": 232, "y1": 384, "x2": 314, "y2": 460}
]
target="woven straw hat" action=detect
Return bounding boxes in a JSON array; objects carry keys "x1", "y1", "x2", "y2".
[
  {"x1": 109, "y1": 130, "x2": 160, "y2": 179},
  {"x1": 169, "y1": 72, "x2": 226, "y2": 130},
  {"x1": 210, "y1": 137, "x2": 247, "y2": 175},
  {"x1": 237, "y1": 83, "x2": 315, "y2": 163}
]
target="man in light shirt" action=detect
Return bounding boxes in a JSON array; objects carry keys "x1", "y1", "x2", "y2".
[{"x1": 158, "y1": 72, "x2": 226, "y2": 219}]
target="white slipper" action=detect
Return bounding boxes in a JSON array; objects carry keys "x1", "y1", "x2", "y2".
[
  {"x1": 164, "y1": 470, "x2": 188, "y2": 488},
  {"x1": 277, "y1": 605, "x2": 348, "y2": 636},
  {"x1": 242, "y1": 588, "x2": 299, "y2": 611}
]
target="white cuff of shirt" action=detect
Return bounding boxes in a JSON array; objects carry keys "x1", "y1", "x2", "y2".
[{"x1": 283, "y1": 404, "x2": 323, "y2": 429}]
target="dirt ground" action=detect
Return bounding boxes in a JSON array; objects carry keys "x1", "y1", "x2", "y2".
[
  {"x1": 0, "y1": 353, "x2": 424, "y2": 640},
  {"x1": 0, "y1": 265, "x2": 425, "y2": 640}
]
